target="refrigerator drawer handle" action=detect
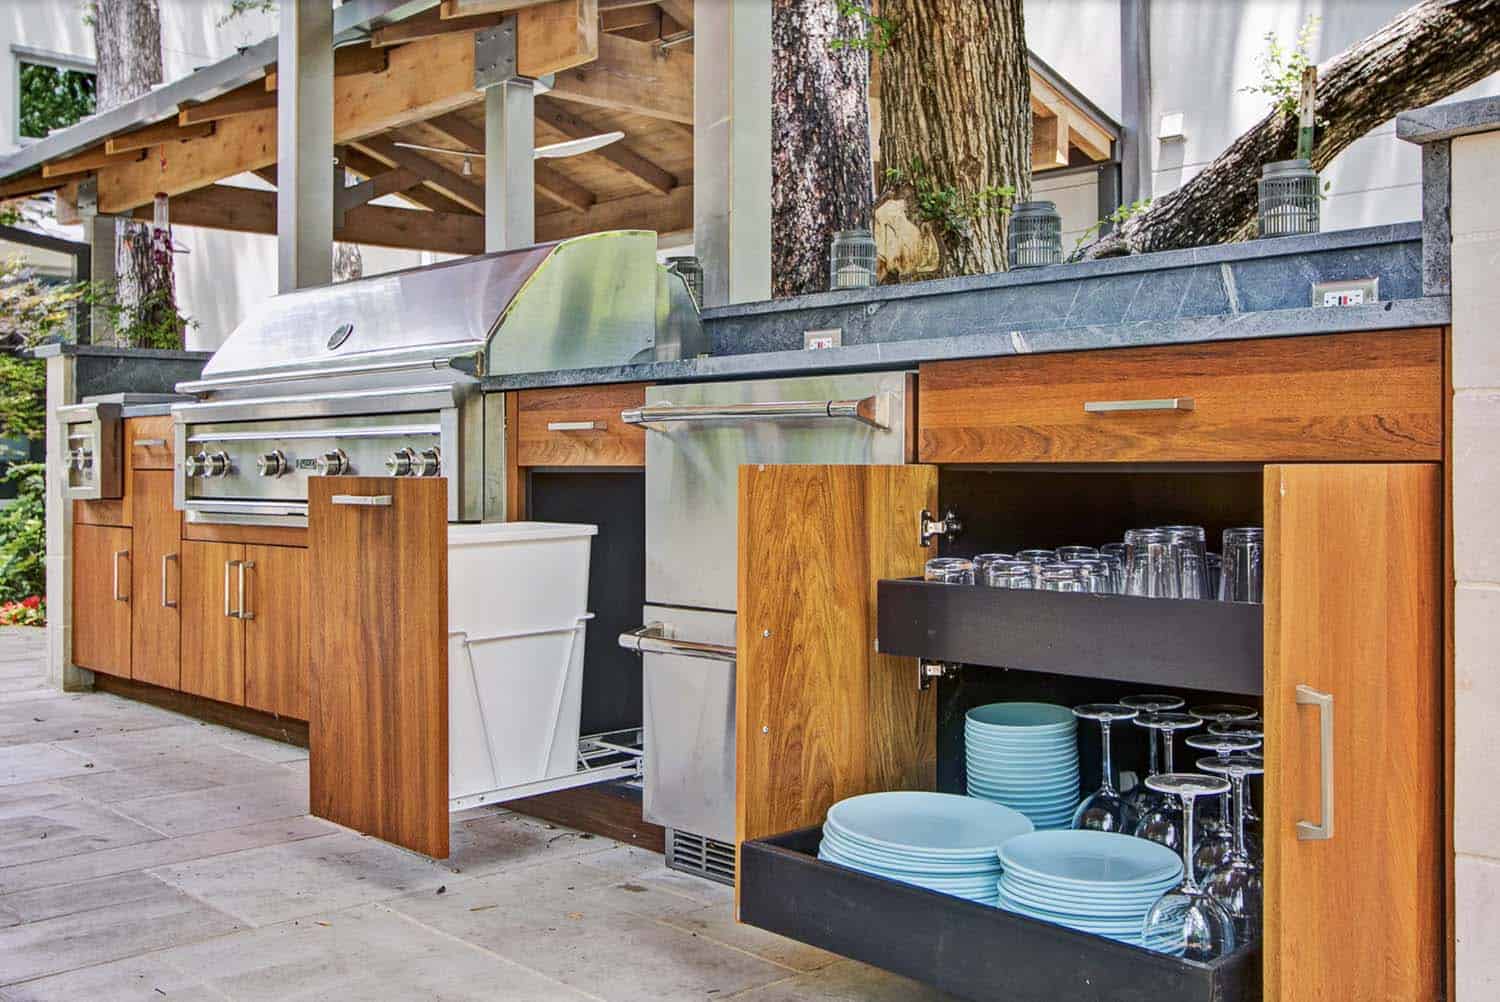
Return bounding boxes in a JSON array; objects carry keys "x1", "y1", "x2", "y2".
[
  {"x1": 1083, "y1": 397, "x2": 1196, "y2": 413},
  {"x1": 330, "y1": 494, "x2": 393, "y2": 507},
  {"x1": 621, "y1": 396, "x2": 888, "y2": 430},
  {"x1": 546, "y1": 420, "x2": 606, "y2": 432},
  {"x1": 619, "y1": 623, "x2": 737, "y2": 662}
]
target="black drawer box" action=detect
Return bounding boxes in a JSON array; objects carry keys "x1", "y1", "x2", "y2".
[{"x1": 740, "y1": 827, "x2": 1260, "y2": 1002}]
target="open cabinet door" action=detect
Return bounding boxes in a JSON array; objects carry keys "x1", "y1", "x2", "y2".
[
  {"x1": 1263, "y1": 464, "x2": 1441, "y2": 1001},
  {"x1": 308, "y1": 477, "x2": 449, "y2": 858},
  {"x1": 736, "y1": 464, "x2": 939, "y2": 853}
]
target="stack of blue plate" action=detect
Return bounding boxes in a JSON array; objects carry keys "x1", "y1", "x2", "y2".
[
  {"x1": 996, "y1": 830, "x2": 1184, "y2": 950},
  {"x1": 965, "y1": 703, "x2": 1081, "y2": 830},
  {"x1": 817, "y1": 791, "x2": 1034, "y2": 906}
]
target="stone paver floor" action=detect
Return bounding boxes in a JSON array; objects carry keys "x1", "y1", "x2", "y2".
[{"x1": 0, "y1": 628, "x2": 955, "y2": 1001}]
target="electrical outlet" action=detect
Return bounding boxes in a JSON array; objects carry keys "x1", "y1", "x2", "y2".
[
  {"x1": 1312, "y1": 278, "x2": 1378, "y2": 307},
  {"x1": 803, "y1": 328, "x2": 842, "y2": 350}
]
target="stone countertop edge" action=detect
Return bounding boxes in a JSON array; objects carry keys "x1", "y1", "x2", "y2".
[
  {"x1": 26, "y1": 343, "x2": 215, "y2": 361},
  {"x1": 481, "y1": 296, "x2": 1451, "y2": 392},
  {"x1": 1397, "y1": 96, "x2": 1500, "y2": 144}
]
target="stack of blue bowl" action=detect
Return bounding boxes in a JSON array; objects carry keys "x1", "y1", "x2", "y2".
[
  {"x1": 965, "y1": 703, "x2": 1081, "y2": 830},
  {"x1": 996, "y1": 830, "x2": 1184, "y2": 951},
  {"x1": 817, "y1": 791, "x2": 1034, "y2": 906}
]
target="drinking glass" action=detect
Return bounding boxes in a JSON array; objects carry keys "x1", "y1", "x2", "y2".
[
  {"x1": 1119, "y1": 693, "x2": 1185, "y2": 815},
  {"x1": 1067, "y1": 559, "x2": 1115, "y2": 594},
  {"x1": 1017, "y1": 549, "x2": 1057, "y2": 587},
  {"x1": 1160, "y1": 525, "x2": 1209, "y2": 599},
  {"x1": 1219, "y1": 528, "x2": 1264, "y2": 603},
  {"x1": 1056, "y1": 545, "x2": 1100, "y2": 562},
  {"x1": 1206, "y1": 553, "x2": 1222, "y2": 598},
  {"x1": 1098, "y1": 552, "x2": 1126, "y2": 592},
  {"x1": 972, "y1": 553, "x2": 1015, "y2": 581},
  {"x1": 1201, "y1": 754, "x2": 1265, "y2": 943},
  {"x1": 1141, "y1": 773, "x2": 1238, "y2": 961},
  {"x1": 1039, "y1": 564, "x2": 1086, "y2": 592},
  {"x1": 1132, "y1": 712, "x2": 1203, "y2": 851},
  {"x1": 1125, "y1": 529, "x2": 1177, "y2": 598},
  {"x1": 1184, "y1": 733, "x2": 1262, "y2": 880},
  {"x1": 984, "y1": 559, "x2": 1035, "y2": 589},
  {"x1": 1070, "y1": 703, "x2": 1139, "y2": 834},
  {"x1": 924, "y1": 557, "x2": 974, "y2": 584}
]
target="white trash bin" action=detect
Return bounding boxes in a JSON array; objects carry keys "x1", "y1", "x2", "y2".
[{"x1": 446, "y1": 522, "x2": 597, "y2": 802}]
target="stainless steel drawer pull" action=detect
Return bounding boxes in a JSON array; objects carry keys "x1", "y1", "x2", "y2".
[
  {"x1": 621, "y1": 396, "x2": 888, "y2": 430},
  {"x1": 619, "y1": 623, "x2": 736, "y2": 663},
  {"x1": 1296, "y1": 684, "x2": 1334, "y2": 841},
  {"x1": 234, "y1": 561, "x2": 255, "y2": 621},
  {"x1": 330, "y1": 494, "x2": 393, "y2": 507},
  {"x1": 132, "y1": 438, "x2": 168, "y2": 448},
  {"x1": 1083, "y1": 397, "x2": 1196, "y2": 413},
  {"x1": 112, "y1": 549, "x2": 129, "y2": 602},
  {"x1": 546, "y1": 420, "x2": 606, "y2": 432},
  {"x1": 224, "y1": 560, "x2": 238, "y2": 617},
  {"x1": 161, "y1": 553, "x2": 178, "y2": 609}
]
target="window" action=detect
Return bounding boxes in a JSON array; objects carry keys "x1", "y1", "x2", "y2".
[{"x1": 14, "y1": 51, "x2": 96, "y2": 141}]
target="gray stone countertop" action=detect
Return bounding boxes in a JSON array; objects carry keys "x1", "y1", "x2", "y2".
[{"x1": 1397, "y1": 96, "x2": 1500, "y2": 144}]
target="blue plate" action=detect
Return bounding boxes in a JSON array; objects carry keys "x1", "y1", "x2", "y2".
[
  {"x1": 819, "y1": 829, "x2": 1002, "y2": 873},
  {"x1": 826, "y1": 792, "x2": 1034, "y2": 858},
  {"x1": 966, "y1": 702, "x2": 1077, "y2": 730},
  {"x1": 999, "y1": 831, "x2": 1183, "y2": 890},
  {"x1": 819, "y1": 851, "x2": 1003, "y2": 893}
]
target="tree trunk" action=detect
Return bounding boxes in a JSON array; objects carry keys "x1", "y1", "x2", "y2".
[
  {"x1": 771, "y1": 0, "x2": 874, "y2": 298},
  {"x1": 875, "y1": 0, "x2": 1030, "y2": 279},
  {"x1": 1085, "y1": 0, "x2": 1500, "y2": 259},
  {"x1": 93, "y1": 0, "x2": 163, "y2": 110}
]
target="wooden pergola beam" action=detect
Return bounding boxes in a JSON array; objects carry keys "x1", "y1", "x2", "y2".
[
  {"x1": 352, "y1": 134, "x2": 487, "y2": 213},
  {"x1": 338, "y1": 146, "x2": 472, "y2": 214},
  {"x1": 425, "y1": 113, "x2": 485, "y2": 153},
  {"x1": 517, "y1": 0, "x2": 599, "y2": 78},
  {"x1": 655, "y1": 0, "x2": 692, "y2": 28},
  {"x1": 0, "y1": 171, "x2": 61, "y2": 198},
  {"x1": 535, "y1": 99, "x2": 675, "y2": 195},
  {"x1": 335, "y1": 167, "x2": 426, "y2": 215},
  {"x1": 549, "y1": 32, "x2": 691, "y2": 124},
  {"x1": 264, "y1": 44, "x2": 390, "y2": 89},
  {"x1": 41, "y1": 146, "x2": 148, "y2": 178},
  {"x1": 178, "y1": 81, "x2": 278, "y2": 126},
  {"x1": 105, "y1": 120, "x2": 216, "y2": 155},
  {"x1": 424, "y1": 112, "x2": 597, "y2": 214},
  {"x1": 371, "y1": 7, "x2": 501, "y2": 47},
  {"x1": 441, "y1": 0, "x2": 558, "y2": 16},
  {"x1": 1029, "y1": 74, "x2": 1113, "y2": 162},
  {"x1": 536, "y1": 181, "x2": 690, "y2": 242}
]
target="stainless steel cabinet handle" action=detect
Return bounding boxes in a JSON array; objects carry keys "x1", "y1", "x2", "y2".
[
  {"x1": 235, "y1": 560, "x2": 255, "y2": 621},
  {"x1": 546, "y1": 420, "x2": 606, "y2": 432},
  {"x1": 1296, "y1": 684, "x2": 1334, "y2": 841},
  {"x1": 161, "y1": 553, "x2": 178, "y2": 609},
  {"x1": 224, "y1": 560, "x2": 238, "y2": 618},
  {"x1": 621, "y1": 396, "x2": 888, "y2": 430},
  {"x1": 132, "y1": 438, "x2": 167, "y2": 448},
  {"x1": 618, "y1": 623, "x2": 736, "y2": 662},
  {"x1": 1083, "y1": 397, "x2": 1196, "y2": 413},
  {"x1": 330, "y1": 494, "x2": 392, "y2": 507},
  {"x1": 112, "y1": 549, "x2": 129, "y2": 602}
]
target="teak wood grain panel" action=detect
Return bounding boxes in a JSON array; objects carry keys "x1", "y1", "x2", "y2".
[
  {"x1": 126, "y1": 415, "x2": 174, "y2": 470},
  {"x1": 72, "y1": 523, "x2": 132, "y2": 676},
  {"x1": 74, "y1": 492, "x2": 131, "y2": 527},
  {"x1": 918, "y1": 330, "x2": 1443, "y2": 464},
  {"x1": 309, "y1": 477, "x2": 449, "y2": 858},
  {"x1": 179, "y1": 539, "x2": 245, "y2": 705},
  {"x1": 182, "y1": 521, "x2": 307, "y2": 548},
  {"x1": 515, "y1": 382, "x2": 648, "y2": 468},
  {"x1": 1263, "y1": 463, "x2": 1441, "y2": 1002},
  {"x1": 244, "y1": 544, "x2": 310, "y2": 720},
  {"x1": 128, "y1": 471, "x2": 180, "y2": 689},
  {"x1": 736, "y1": 464, "x2": 938, "y2": 852}
]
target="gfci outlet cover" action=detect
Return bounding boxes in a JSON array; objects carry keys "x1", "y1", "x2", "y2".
[{"x1": 804, "y1": 328, "x2": 842, "y2": 350}]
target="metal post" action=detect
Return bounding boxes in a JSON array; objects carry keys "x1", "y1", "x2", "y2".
[
  {"x1": 84, "y1": 215, "x2": 116, "y2": 345},
  {"x1": 694, "y1": 0, "x2": 771, "y2": 307},
  {"x1": 485, "y1": 80, "x2": 535, "y2": 251},
  {"x1": 276, "y1": 0, "x2": 334, "y2": 292},
  {"x1": 1119, "y1": 0, "x2": 1152, "y2": 206}
]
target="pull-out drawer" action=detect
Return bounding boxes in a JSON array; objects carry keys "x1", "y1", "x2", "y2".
[
  {"x1": 126, "y1": 416, "x2": 175, "y2": 470},
  {"x1": 515, "y1": 383, "x2": 648, "y2": 468},
  {"x1": 917, "y1": 329, "x2": 1442, "y2": 464}
]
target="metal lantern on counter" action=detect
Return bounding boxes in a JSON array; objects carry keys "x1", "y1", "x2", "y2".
[
  {"x1": 1007, "y1": 201, "x2": 1062, "y2": 269},
  {"x1": 829, "y1": 229, "x2": 878, "y2": 290},
  {"x1": 666, "y1": 256, "x2": 704, "y2": 307},
  {"x1": 1257, "y1": 159, "x2": 1320, "y2": 238}
]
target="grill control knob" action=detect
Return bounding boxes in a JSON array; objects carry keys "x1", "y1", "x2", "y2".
[
  {"x1": 413, "y1": 447, "x2": 442, "y2": 477},
  {"x1": 385, "y1": 447, "x2": 417, "y2": 477},
  {"x1": 183, "y1": 452, "x2": 209, "y2": 478},
  {"x1": 204, "y1": 451, "x2": 232, "y2": 478},
  {"x1": 69, "y1": 447, "x2": 93, "y2": 472},
  {"x1": 314, "y1": 449, "x2": 349, "y2": 477},
  {"x1": 256, "y1": 450, "x2": 288, "y2": 478}
]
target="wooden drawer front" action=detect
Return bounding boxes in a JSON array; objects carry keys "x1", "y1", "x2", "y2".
[
  {"x1": 917, "y1": 329, "x2": 1443, "y2": 464},
  {"x1": 515, "y1": 383, "x2": 647, "y2": 467},
  {"x1": 127, "y1": 416, "x2": 175, "y2": 470}
]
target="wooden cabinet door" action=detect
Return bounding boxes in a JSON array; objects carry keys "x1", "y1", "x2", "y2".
[
  {"x1": 72, "y1": 523, "x2": 132, "y2": 676},
  {"x1": 128, "y1": 471, "x2": 181, "y2": 689},
  {"x1": 179, "y1": 540, "x2": 245, "y2": 705},
  {"x1": 308, "y1": 477, "x2": 449, "y2": 858},
  {"x1": 1263, "y1": 464, "x2": 1442, "y2": 1002},
  {"x1": 736, "y1": 465, "x2": 939, "y2": 850},
  {"x1": 244, "y1": 544, "x2": 310, "y2": 719}
]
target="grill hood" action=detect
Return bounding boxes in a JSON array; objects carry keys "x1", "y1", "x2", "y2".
[{"x1": 183, "y1": 230, "x2": 704, "y2": 396}]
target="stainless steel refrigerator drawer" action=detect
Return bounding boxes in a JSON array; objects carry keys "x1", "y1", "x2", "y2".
[
  {"x1": 633, "y1": 371, "x2": 912, "y2": 611},
  {"x1": 635, "y1": 605, "x2": 737, "y2": 844}
]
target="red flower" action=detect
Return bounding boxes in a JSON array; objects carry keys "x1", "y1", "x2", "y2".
[{"x1": 21, "y1": 595, "x2": 40, "y2": 609}]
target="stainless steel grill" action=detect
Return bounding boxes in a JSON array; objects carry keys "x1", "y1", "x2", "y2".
[{"x1": 172, "y1": 231, "x2": 705, "y2": 527}]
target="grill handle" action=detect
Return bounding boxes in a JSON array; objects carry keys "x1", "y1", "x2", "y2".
[
  {"x1": 619, "y1": 623, "x2": 736, "y2": 663},
  {"x1": 621, "y1": 396, "x2": 887, "y2": 430}
]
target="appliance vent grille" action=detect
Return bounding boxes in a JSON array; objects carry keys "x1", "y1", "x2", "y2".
[{"x1": 665, "y1": 828, "x2": 735, "y2": 885}]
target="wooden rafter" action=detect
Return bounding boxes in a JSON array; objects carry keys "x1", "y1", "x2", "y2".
[
  {"x1": 423, "y1": 113, "x2": 598, "y2": 214},
  {"x1": 178, "y1": 81, "x2": 278, "y2": 127},
  {"x1": 425, "y1": 113, "x2": 485, "y2": 152},
  {"x1": 335, "y1": 167, "x2": 426, "y2": 215},
  {"x1": 352, "y1": 134, "x2": 487, "y2": 213},
  {"x1": 337, "y1": 146, "x2": 471, "y2": 214},
  {"x1": 371, "y1": 7, "x2": 501, "y2": 47},
  {"x1": 517, "y1": 0, "x2": 599, "y2": 77},
  {"x1": 601, "y1": 6, "x2": 658, "y2": 32},
  {"x1": 549, "y1": 32, "x2": 691, "y2": 124},
  {"x1": 536, "y1": 182, "x2": 690, "y2": 242},
  {"x1": 654, "y1": 0, "x2": 692, "y2": 28},
  {"x1": 1029, "y1": 73, "x2": 1112, "y2": 162},
  {"x1": 264, "y1": 44, "x2": 390, "y2": 89},
  {"x1": 106, "y1": 120, "x2": 215, "y2": 155},
  {"x1": 0, "y1": 171, "x2": 61, "y2": 199},
  {"x1": 441, "y1": 0, "x2": 557, "y2": 16},
  {"x1": 41, "y1": 146, "x2": 148, "y2": 178},
  {"x1": 535, "y1": 100, "x2": 675, "y2": 195}
]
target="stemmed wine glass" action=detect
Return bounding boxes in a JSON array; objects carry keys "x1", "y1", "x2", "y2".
[
  {"x1": 1200, "y1": 753, "x2": 1265, "y2": 943},
  {"x1": 1119, "y1": 694, "x2": 1184, "y2": 815},
  {"x1": 1184, "y1": 733, "x2": 1262, "y2": 880},
  {"x1": 1132, "y1": 712, "x2": 1202, "y2": 850},
  {"x1": 1140, "y1": 773, "x2": 1238, "y2": 961},
  {"x1": 1070, "y1": 704, "x2": 1139, "y2": 833},
  {"x1": 1206, "y1": 717, "x2": 1265, "y2": 844}
]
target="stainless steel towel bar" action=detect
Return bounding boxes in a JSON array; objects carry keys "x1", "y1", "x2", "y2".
[
  {"x1": 619, "y1": 623, "x2": 736, "y2": 662},
  {"x1": 621, "y1": 396, "x2": 887, "y2": 430}
]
